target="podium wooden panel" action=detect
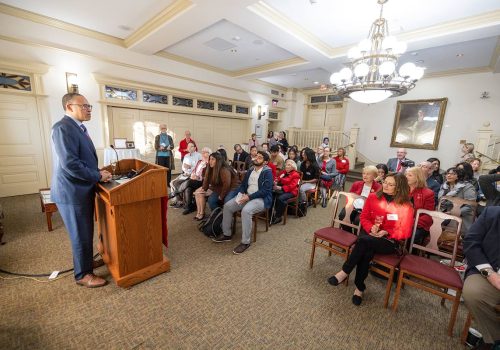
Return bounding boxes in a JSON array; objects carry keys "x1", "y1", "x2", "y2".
[{"x1": 96, "y1": 159, "x2": 170, "y2": 287}]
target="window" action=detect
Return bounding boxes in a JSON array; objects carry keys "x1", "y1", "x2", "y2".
[
  {"x1": 0, "y1": 72, "x2": 31, "y2": 91},
  {"x1": 173, "y1": 96, "x2": 193, "y2": 107},
  {"x1": 310, "y1": 95, "x2": 327, "y2": 103},
  {"x1": 327, "y1": 94, "x2": 343, "y2": 102},
  {"x1": 218, "y1": 103, "x2": 233, "y2": 112},
  {"x1": 105, "y1": 86, "x2": 137, "y2": 100},
  {"x1": 143, "y1": 92, "x2": 168, "y2": 104},
  {"x1": 268, "y1": 111, "x2": 279, "y2": 120},
  {"x1": 197, "y1": 100, "x2": 215, "y2": 110},
  {"x1": 235, "y1": 106, "x2": 249, "y2": 114}
]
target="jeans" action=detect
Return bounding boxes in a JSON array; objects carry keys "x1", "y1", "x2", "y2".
[{"x1": 222, "y1": 196, "x2": 265, "y2": 244}]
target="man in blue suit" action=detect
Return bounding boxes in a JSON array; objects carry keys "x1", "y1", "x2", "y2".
[{"x1": 51, "y1": 93, "x2": 112, "y2": 288}]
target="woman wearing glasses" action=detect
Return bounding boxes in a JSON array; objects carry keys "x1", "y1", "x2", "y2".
[{"x1": 328, "y1": 173, "x2": 414, "y2": 306}]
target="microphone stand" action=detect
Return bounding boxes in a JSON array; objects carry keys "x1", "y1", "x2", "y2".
[{"x1": 110, "y1": 145, "x2": 122, "y2": 180}]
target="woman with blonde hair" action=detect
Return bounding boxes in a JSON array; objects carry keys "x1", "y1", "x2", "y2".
[{"x1": 405, "y1": 167, "x2": 435, "y2": 244}]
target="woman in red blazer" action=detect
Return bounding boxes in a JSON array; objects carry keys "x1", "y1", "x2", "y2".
[
  {"x1": 350, "y1": 165, "x2": 381, "y2": 196},
  {"x1": 406, "y1": 166, "x2": 435, "y2": 244},
  {"x1": 328, "y1": 173, "x2": 414, "y2": 306},
  {"x1": 271, "y1": 159, "x2": 300, "y2": 225}
]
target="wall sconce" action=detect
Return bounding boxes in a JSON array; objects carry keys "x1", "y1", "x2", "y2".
[
  {"x1": 66, "y1": 73, "x2": 79, "y2": 93},
  {"x1": 257, "y1": 105, "x2": 266, "y2": 120}
]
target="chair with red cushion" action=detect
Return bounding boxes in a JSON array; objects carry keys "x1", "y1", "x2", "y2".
[
  {"x1": 309, "y1": 192, "x2": 361, "y2": 278},
  {"x1": 370, "y1": 252, "x2": 405, "y2": 308},
  {"x1": 392, "y1": 209, "x2": 463, "y2": 336}
]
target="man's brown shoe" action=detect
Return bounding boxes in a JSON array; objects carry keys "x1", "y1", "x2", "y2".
[
  {"x1": 76, "y1": 274, "x2": 108, "y2": 288},
  {"x1": 92, "y1": 258, "x2": 105, "y2": 269}
]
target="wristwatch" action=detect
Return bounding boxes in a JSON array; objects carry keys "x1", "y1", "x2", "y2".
[{"x1": 480, "y1": 267, "x2": 495, "y2": 278}]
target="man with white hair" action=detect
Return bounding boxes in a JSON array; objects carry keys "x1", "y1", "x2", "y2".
[
  {"x1": 387, "y1": 148, "x2": 414, "y2": 173},
  {"x1": 418, "y1": 160, "x2": 440, "y2": 205}
]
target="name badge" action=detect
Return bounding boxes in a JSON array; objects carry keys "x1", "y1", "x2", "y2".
[
  {"x1": 341, "y1": 159, "x2": 346, "y2": 163},
  {"x1": 387, "y1": 214, "x2": 398, "y2": 221}
]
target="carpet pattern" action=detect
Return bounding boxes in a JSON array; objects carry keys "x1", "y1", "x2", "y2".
[{"x1": 0, "y1": 193, "x2": 467, "y2": 349}]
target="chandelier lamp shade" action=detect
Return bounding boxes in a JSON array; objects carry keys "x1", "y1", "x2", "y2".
[{"x1": 329, "y1": 0, "x2": 424, "y2": 104}]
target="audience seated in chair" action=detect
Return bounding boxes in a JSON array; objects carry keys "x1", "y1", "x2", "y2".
[
  {"x1": 169, "y1": 142, "x2": 201, "y2": 207},
  {"x1": 405, "y1": 166, "x2": 436, "y2": 244},
  {"x1": 212, "y1": 151, "x2": 274, "y2": 255},
  {"x1": 375, "y1": 163, "x2": 388, "y2": 185},
  {"x1": 299, "y1": 148, "x2": 320, "y2": 204},
  {"x1": 269, "y1": 145, "x2": 284, "y2": 172},
  {"x1": 318, "y1": 147, "x2": 338, "y2": 208},
  {"x1": 428, "y1": 157, "x2": 445, "y2": 185},
  {"x1": 478, "y1": 167, "x2": 500, "y2": 207},
  {"x1": 271, "y1": 159, "x2": 300, "y2": 225},
  {"x1": 181, "y1": 147, "x2": 211, "y2": 215},
  {"x1": 333, "y1": 147, "x2": 349, "y2": 191},
  {"x1": 193, "y1": 152, "x2": 238, "y2": 220},
  {"x1": 417, "y1": 160, "x2": 440, "y2": 206},
  {"x1": 387, "y1": 148, "x2": 414, "y2": 173},
  {"x1": 232, "y1": 144, "x2": 249, "y2": 165},
  {"x1": 328, "y1": 173, "x2": 414, "y2": 306}
]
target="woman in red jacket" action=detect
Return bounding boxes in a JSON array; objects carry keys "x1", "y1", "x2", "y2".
[
  {"x1": 328, "y1": 173, "x2": 414, "y2": 306},
  {"x1": 271, "y1": 159, "x2": 300, "y2": 225},
  {"x1": 406, "y1": 166, "x2": 435, "y2": 244},
  {"x1": 333, "y1": 147, "x2": 349, "y2": 190}
]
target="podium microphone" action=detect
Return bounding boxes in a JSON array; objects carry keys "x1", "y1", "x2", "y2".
[{"x1": 110, "y1": 144, "x2": 122, "y2": 179}]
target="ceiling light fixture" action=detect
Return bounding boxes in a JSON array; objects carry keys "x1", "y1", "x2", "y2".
[{"x1": 329, "y1": 0, "x2": 424, "y2": 104}]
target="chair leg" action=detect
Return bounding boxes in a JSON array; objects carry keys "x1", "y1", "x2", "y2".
[
  {"x1": 383, "y1": 268, "x2": 395, "y2": 308},
  {"x1": 309, "y1": 237, "x2": 316, "y2": 268},
  {"x1": 252, "y1": 216, "x2": 257, "y2": 243},
  {"x1": 46, "y1": 211, "x2": 53, "y2": 231},
  {"x1": 441, "y1": 289, "x2": 447, "y2": 306},
  {"x1": 328, "y1": 243, "x2": 332, "y2": 257},
  {"x1": 461, "y1": 312, "x2": 473, "y2": 344},
  {"x1": 392, "y1": 270, "x2": 405, "y2": 311},
  {"x1": 265, "y1": 212, "x2": 269, "y2": 232},
  {"x1": 448, "y1": 290, "x2": 462, "y2": 336},
  {"x1": 283, "y1": 204, "x2": 288, "y2": 225}
]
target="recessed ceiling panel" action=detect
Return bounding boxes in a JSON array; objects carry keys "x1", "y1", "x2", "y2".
[
  {"x1": 260, "y1": 68, "x2": 332, "y2": 89},
  {"x1": 163, "y1": 19, "x2": 297, "y2": 71},
  {"x1": 1, "y1": 0, "x2": 176, "y2": 38},
  {"x1": 264, "y1": 0, "x2": 500, "y2": 47}
]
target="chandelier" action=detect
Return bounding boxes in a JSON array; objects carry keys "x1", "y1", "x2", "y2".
[{"x1": 329, "y1": 0, "x2": 424, "y2": 104}]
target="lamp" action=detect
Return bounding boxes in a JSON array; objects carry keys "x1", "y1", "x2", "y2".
[
  {"x1": 257, "y1": 105, "x2": 266, "y2": 120},
  {"x1": 329, "y1": 0, "x2": 424, "y2": 104},
  {"x1": 66, "y1": 73, "x2": 79, "y2": 93}
]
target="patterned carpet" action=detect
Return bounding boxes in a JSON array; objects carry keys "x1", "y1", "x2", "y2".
[{"x1": 0, "y1": 193, "x2": 467, "y2": 349}]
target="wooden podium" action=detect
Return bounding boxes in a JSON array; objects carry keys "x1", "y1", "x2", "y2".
[{"x1": 95, "y1": 159, "x2": 170, "y2": 287}]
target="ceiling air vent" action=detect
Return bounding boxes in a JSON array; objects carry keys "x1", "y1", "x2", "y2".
[
  {"x1": 271, "y1": 89, "x2": 279, "y2": 96},
  {"x1": 203, "y1": 37, "x2": 237, "y2": 51}
]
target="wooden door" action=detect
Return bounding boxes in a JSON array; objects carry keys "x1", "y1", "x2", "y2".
[{"x1": 0, "y1": 94, "x2": 47, "y2": 196}]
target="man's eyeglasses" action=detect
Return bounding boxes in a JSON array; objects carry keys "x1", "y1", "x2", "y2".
[{"x1": 70, "y1": 104, "x2": 93, "y2": 111}]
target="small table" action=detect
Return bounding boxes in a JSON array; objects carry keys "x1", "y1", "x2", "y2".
[
  {"x1": 39, "y1": 188, "x2": 58, "y2": 231},
  {"x1": 103, "y1": 148, "x2": 141, "y2": 166}
]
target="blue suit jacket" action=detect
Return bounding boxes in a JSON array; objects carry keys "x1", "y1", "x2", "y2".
[
  {"x1": 51, "y1": 116, "x2": 100, "y2": 204},
  {"x1": 463, "y1": 206, "x2": 500, "y2": 278}
]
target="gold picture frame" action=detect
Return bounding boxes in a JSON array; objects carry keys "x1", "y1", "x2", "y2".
[{"x1": 390, "y1": 98, "x2": 448, "y2": 150}]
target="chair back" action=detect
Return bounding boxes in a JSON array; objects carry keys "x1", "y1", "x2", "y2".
[
  {"x1": 233, "y1": 161, "x2": 247, "y2": 180},
  {"x1": 410, "y1": 209, "x2": 462, "y2": 266},
  {"x1": 438, "y1": 196, "x2": 477, "y2": 219},
  {"x1": 331, "y1": 191, "x2": 361, "y2": 232}
]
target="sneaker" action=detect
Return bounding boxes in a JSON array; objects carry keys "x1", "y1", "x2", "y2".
[
  {"x1": 271, "y1": 216, "x2": 282, "y2": 225},
  {"x1": 212, "y1": 234, "x2": 232, "y2": 243},
  {"x1": 233, "y1": 243, "x2": 251, "y2": 255}
]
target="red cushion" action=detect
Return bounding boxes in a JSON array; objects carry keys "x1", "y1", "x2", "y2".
[
  {"x1": 399, "y1": 255, "x2": 463, "y2": 289},
  {"x1": 314, "y1": 227, "x2": 358, "y2": 247},
  {"x1": 373, "y1": 253, "x2": 402, "y2": 267}
]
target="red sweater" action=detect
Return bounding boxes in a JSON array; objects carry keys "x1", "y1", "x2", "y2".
[
  {"x1": 277, "y1": 170, "x2": 300, "y2": 197},
  {"x1": 409, "y1": 187, "x2": 435, "y2": 231},
  {"x1": 334, "y1": 156, "x2": 350, "y2": 174},
  {"x1": 267, "y1": 161, "x2": 277, "y2": 181},
  {"x1": 360, "y1": 193, "x2": 414, "y2": 241},
  {"x1": 179, "y1": 138, "x2": 197, "y2": 159},
  {"x1": 350, "y1": 181, "x2": 381, "y2": 196}
]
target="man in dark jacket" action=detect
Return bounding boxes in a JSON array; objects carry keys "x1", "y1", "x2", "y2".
[
  {"x1": 213, "y1": 151, "x2": 273, "y2": 254},
  {"x1": 478, "y1": 167, "x2": 500, "y2": 207},
  {"x1": 463, "y1": 206, "x2": 500, "y2": 348},
  {"x1": 232, "y1": 144, "x2": 249, "y2": 165}
]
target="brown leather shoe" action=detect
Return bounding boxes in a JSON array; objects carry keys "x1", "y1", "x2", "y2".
[
  {"x1": 76, "y1": 274, "x2": 108, "y2": 288},
  {"x1": 92, "y1": 258, "x2": 105, "y2": 269}
]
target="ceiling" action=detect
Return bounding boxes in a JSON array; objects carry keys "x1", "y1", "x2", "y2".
[{"x1": 1, "y1": 0, "x2": 499, "y2": 89}]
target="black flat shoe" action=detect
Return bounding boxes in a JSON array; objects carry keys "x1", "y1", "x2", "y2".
[
  {"x1": 352, "y1": 294, "x2": 363, "y2": 306},
  {"x1": 328, "y1": 275, "x2": 343, "y2": 286}
]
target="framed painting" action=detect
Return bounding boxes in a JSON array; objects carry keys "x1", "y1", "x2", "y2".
[{"x1": 390, "y1": 98, "x2": 448, "y2": 150}]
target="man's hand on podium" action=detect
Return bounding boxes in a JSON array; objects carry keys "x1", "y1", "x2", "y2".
[{"x1": 100, "y1": 170, "x2": 112, "y2": 182}]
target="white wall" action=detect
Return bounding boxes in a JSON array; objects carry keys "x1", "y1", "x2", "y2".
[{"x1": 342, "y1": 72, "x2": 500, "y2": 169}]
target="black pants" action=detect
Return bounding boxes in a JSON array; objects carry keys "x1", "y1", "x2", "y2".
[
  {"x1": 413, "y1": 227, "x2": 429, "y2": 246},
  {"x1": 342, "y1": 230, "x2": 396, "y2": 292},
  {"x1": 274, "y1": 192, "x2": 295, "y2": 218},
  {"x1": 183, "y1": 179, "x2": 202, "y2": 209},
  {"x1": 157, "y1": 156, "x2": 172, "y2": 185}
]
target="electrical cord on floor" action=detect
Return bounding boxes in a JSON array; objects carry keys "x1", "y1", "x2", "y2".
[
  {"x1": 0, "y1": 253, "x2": 100, "y2": 280},
  {"x1": 0, "y1": 272, "x2": 73, "y2": 283}
]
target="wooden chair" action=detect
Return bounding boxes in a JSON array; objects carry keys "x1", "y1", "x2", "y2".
[
  {"x1": 233, "y1": 161, "x2": 247, "y2": 181},
  {"x1": 39, "y1": 188, "x2": 58, "y2": 231},
  {"x1": 438, "y1": 196, "x2": 478, "y2": 259},
  {"x1": 283, "y1": 171, "x2": 303, "y2": 225},
  {"x1": 461, "y1": 312, "x2": 473, "y2": 345},
  {"x1": 309, "y1": 192, "x2": 360, "y2": 276},
  {"x1": 305, "y1": 176, "x2": 320, "y2": 208},
  {"x1": 392, "y1": 209, "x2": 463, "y2": 336},
  {"x1": 232, "y1": 209, "x2": 269, "y2": 243}
]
